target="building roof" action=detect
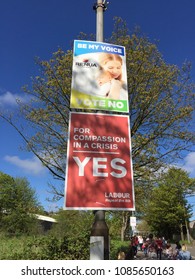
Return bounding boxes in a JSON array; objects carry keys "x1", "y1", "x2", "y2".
[{"x1": 35, "y1": 214, "x2": 57, "y2": 223}]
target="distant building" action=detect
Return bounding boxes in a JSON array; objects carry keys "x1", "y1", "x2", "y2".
[{"x1": 35, "y1": 214, "x2": 57, "y2": 232}]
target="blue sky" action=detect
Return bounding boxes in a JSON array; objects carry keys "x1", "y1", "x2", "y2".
[{"x1": 0, "y1": 0, "x2": 195, "y2": 217}]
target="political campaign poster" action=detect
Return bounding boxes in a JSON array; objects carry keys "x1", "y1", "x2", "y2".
[
  {"x1": 64, "y1": 112, "x2": 135, "y2": 210},
  {"x1": 70, "y1": 40, "x2": 129, "y2": 113},
  {"x1": 130, "y1": 216, "x2": 137, "y2": 227}
]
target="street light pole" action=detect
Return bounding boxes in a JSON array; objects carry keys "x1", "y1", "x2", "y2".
[
  {"x1": 90, "y1": 0, "x2": 109, "y2": 260},
  {"x1": 94, "y1": 0, "x2": 106, "y2": 41}
]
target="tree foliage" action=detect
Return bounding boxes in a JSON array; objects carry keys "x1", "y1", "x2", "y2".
[
  {"x1": 0, "y1": 172, "x2": 42, "y2": 235},
  {"x1": 144, "y1": 167, "x2": 195, "y2": 239},
  {"x1": 50, "y1": 209, "x2": 94, "y2": 239}
]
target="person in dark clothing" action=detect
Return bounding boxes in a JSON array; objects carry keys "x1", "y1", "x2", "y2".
[
  {"x1": 155, "y1": 237, "x2": 163, "y2": 260},
  {"x1": 173, "y1": 241, "x2": 182, "y2": 259},
  {"x1": 130, "y1": 235, "x2": 138, "y2": 258}
]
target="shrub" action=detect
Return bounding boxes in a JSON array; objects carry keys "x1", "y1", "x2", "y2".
[
  {"x1": 0, "y1": 233, "x2": 90, "y2": 260},
  {"x1": 110, "y1": 240, "x2": 133, "y2": 260}
]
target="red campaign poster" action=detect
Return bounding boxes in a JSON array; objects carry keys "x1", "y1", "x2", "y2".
[{"x1": 64, "y1": 112, "x2": 135, "y2": 210}]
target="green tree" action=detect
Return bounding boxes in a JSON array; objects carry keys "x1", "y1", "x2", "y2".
[
  {"x1": 144, "y1": 167, "x2": 195, "y2": 239},
  {"x1": 0, "y1": 172, "x2": 42, "y2": 235},
  {"x1": 0, "y1": 172, "x2": 15, "y2": 224},
  {"x1": 50, "y1": 209, "x2": 93, "y2": 239}
]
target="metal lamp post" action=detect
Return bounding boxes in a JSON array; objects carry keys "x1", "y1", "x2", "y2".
[{"x1": 90, "y1": 0, "x2": 110, "y2": 260}]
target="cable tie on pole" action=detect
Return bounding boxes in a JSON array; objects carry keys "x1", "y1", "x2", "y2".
[{"x1": 93, "y1": 1, "x2": 109, "y2": 12}]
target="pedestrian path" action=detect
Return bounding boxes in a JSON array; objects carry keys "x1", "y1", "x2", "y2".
[
  {"x1": 135, "y1": 250, "x2": 165, "y2": 260},
  {"x1": 135, "y1": 251, "x2": 165, "y2": 260},
  {"x1": 135, "y1": 249, "x2": 195, "y2": 260}
]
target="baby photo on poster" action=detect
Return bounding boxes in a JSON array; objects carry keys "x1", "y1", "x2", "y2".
[{"x1": 70, "y1": 40, "x2": 129, "y2": 113}]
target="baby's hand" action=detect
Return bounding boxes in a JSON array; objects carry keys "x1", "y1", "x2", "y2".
[
  {"x1": 111, "y1": 79, "x2": 121, "y2": 91},
  {"x1": 108, "y1": 79, "x2": 121, "y2": 99},
  {"x1": 111, "y1": 79, "x2": 121, "y2": 86}
]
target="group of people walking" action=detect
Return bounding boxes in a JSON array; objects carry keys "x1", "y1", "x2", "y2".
[{"x1": 129, "y1": 233, "x2": 192, "y2": 260}]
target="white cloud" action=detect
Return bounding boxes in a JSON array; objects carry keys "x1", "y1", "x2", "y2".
[
  {"x1": 155, "y1": 152, "x2": 195, "y2": 179},
  {"x1": 182, "y1": 152, "x2": 195, "y2": 178},
  {"x1": 0, "y1": 91, "x2": 29, "y2": 107},
  {"x1": 4, "y1": 155, "x2": 47, "y2": 175}
]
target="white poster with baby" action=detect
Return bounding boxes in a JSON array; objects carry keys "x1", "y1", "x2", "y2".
[{"x1": 70, "y1": 40, "x2": 129, "y2": 113}]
